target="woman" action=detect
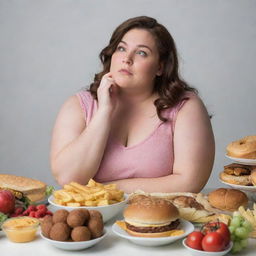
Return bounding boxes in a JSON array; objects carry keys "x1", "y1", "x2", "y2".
[{"x1": 50, "y1": 16, "x2": 215, "y2": 193}]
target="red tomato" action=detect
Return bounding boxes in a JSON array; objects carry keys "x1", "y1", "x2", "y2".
[
  {"x1": 202, "y1": 232, "x2": 225, "y2": 252},
  {"x1": 186, "y1": 231, "x2": 204, "y2": 250},
  {"x1": 203, "y1": 222, "x2": 230, "y2": 246}
]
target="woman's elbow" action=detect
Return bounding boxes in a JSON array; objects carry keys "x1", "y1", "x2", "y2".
[{"x1": 51, "y1": 160, "x2": 69, "y2": 186}]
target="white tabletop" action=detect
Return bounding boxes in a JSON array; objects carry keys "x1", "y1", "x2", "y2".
[{"x1": 1, "y1": 213, "x2": 255, "y2": 256}]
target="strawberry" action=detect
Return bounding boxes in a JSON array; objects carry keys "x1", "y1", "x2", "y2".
[
  {"x1": 29, "y1": 211, "x2": 36, "y2": 217},
  {"x1": 22, "y1": 209, "x2": 30, "y2": 216},
  {"x1": 46, "y1": 210, "x2": 53, "y2": 216},
  {"x1": 27, "y1": 205, "x2": 37, "y2": 212},
  {"x1": 10, "y1": 213, "x2": 19, "y2": 217},
  {"x1": 35, "y1": 209, "x2": 46, "y2": 218},
  {"x1": 36, "y1": 204, "x2": 47, "y2": 211},
  {"x1": 14, "y1": 207, "x2": 24, "y2": 215}
]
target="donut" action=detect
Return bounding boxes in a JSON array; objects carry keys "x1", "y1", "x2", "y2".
[{"x1": 226, "y1": 135, "x2": 256, "y2": 159}]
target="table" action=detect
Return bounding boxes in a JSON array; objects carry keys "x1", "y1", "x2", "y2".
[{"x1": 1, "y1": 213, "x2": 255, "y2": 256}]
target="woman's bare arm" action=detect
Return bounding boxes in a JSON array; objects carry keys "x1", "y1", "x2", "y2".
[
  {"x1": 108, "y1": 97, "x2": 215, "y2": 193},
  {"x1": 51, "y1": 73, "x2": 118, "y2": 186}
]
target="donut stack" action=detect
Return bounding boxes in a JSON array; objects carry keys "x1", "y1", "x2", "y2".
[{"x1": 219, "y1": 135, "x2": 256, "y2": 186}]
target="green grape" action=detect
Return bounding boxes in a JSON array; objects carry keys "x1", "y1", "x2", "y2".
[
  {"x1": 235, "y1": 227, "x2": 249, "y2": 239},
  {"x1": 231, "y1": 241, "x2": 243, "y2": 253},
  {"x1": 231, "y1": 234, "x2": 236, "y2": 241},
  {"x1": 240, "y1": 239, "x2": 248, "y2": 249},
  {"x1": 233, "y1": 211, "x2": 241, "y2": 217},
  {"x1": 242, "y1": 220, "x2": 253, "y2": 233},
  {"x1": 230, "y1": 216, "x2": 242, "y2": 228},
  {"x1": 229, "y1": 225, "x2": 236, "y2": 234}
]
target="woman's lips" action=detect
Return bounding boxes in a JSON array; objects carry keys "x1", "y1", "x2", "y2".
[{"x1": 118, "y1": 69, "x2": 133, "y2": 75}]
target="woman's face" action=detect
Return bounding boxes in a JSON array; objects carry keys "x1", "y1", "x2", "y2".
[{"x1": 110, "y1": 28, "x2": 162, "y2": 92}]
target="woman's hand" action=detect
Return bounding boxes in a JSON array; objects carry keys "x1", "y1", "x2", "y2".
[{"x1": 97, "y1": 72, "x2": 118, "y2": 116}]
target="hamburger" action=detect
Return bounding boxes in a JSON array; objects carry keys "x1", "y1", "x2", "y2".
[
  {"x1": 0, "y1": 174, "x2": 47, "y2": 204},
  {"x1": 208, "y1": 188, "x2": 248, "y2": 212},
  {"x1": 219, "y1": 163, "x2": 255, "y2": 186},
  {"x1": 128, "y1": 191, "x2": 231, "y2": 224},
  {"x1": 123, "y1": 197, "x2": 180, "y2": 237}
]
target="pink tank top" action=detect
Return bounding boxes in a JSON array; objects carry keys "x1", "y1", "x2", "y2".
[{"x1": 77, "y1": 90, "x2": 194, "y2": 183}]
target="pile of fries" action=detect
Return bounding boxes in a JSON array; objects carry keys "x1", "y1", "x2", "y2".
[
  {"x1": 53, "y1": 179, "x2": 125, "y2": 207},
  {"x1": 238, "y1": 203, "x2": 256, "y2": 238}
]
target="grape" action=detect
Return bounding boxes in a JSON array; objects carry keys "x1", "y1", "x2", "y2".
[
  {"x1": 230, "y1": 216, "x2": 242, "y2": 228},
  {"x1": 229, "y1": 213, "x2": 251, "y2": 253},
  {"x1": 229, "y1": 225, "x2": 235, "y2": 234},
  {"x1": 242, "y1": 220, "x2": 253, "y2": 233},
  {"x1": 233, "y1": 211, "x2": 241, "y2": 217},
  {"x1": 231, "y1": 241, "x2": 243, "y2": 253},
  {"x1": 235, "y1": 227, "x2": 248, "y2": 239},
  {"x1": 240, "y1": 239, "x2": 248, "y2": 249}
]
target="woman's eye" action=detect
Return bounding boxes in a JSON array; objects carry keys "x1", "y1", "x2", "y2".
[
  {"x1": 117, "y1": 46, "x2": 125, "y2": 52},
  {"x1": 137, "y1": 50, "x2": 147, "y2": 57}
]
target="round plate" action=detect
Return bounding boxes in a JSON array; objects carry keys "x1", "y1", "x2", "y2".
[
  {"x1": 112, "y1": 219, "x2": 194, "y2": 247},
  {"x1": 182, "y1": 238, "x2": 233, "y2": 256},
  {"x1": 40, "y1": 229, "x2": 107, "y2": 250},
  {"x1": 225, "y1": 154, "x2": 256, "y2": 165},
  {"x1": 219, "y1": 179, "x2": 256, "y2": 192}
]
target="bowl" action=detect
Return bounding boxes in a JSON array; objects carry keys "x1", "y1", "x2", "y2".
[
  {"x1": 182, "y1": 238, "x2": 233, "y2": 256},
  {"x1": 48, "y1": 194, "x2": 128, "y2": 223},
  {"x1": 40, "y1": 228, "x2": 107, "y2": 250},
  {"x1": 2, "y1": 217, "x2": 40, "y2": 243}
]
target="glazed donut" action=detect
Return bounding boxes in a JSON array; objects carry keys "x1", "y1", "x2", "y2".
[
  {"x1": 219, "y1": 171, "x2": 252, "y2": 186},
  {"x1": 226, "y1": 135, "x2": 256, "y2": 159}
]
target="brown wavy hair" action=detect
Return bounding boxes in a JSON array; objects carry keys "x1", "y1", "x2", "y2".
[{"x1": 89, "y1": 16, "x2": 197, "y2": 121}]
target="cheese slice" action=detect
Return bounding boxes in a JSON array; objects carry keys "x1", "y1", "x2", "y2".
[{"x1": 115, "y1": 221, "x2": 184, "y2": 237}]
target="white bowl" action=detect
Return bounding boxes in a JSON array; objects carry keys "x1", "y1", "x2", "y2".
[
  {"x1": 48, "y1": 194, "x2": 128, "y2": 223},
  {"x1": 182, "y1": 238, "x2": 233, "y2": 256},
  {"x1": 112, "y1": 219, "x2": 194, "y2": 246},
  {"x1": 40, "y1": 229, "x2": 107, "y2": 250}
]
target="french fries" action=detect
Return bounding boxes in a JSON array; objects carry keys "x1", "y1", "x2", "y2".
[
  {"x1": 238, "y1": 203, "x2": 256, "y2": 238},
  {"x1": 53, "y1": 179, "x2": 125, "y2": 207}
]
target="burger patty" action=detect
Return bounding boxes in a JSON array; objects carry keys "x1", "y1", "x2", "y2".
[{"x1": 126, "y1": 219, "x2": 180, "y2": 233}]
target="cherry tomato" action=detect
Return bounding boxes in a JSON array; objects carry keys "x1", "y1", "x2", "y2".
[
  {"x1": 203, "y1": 222, "x2": 231, "y2": 246},
  {"x1": 202, "y1": 232, "x2": 225, "y2": 252},
  {"x1": 186, "y1": 231, "x2": 204, "y2": 250}
]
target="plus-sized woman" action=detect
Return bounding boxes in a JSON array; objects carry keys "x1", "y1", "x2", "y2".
[{"x1": 50, "y1": 16, "x2": 215, "y2": 193}]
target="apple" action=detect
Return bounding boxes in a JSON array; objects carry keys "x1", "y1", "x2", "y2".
[{"x1": 0, "y1": 190, "x2": 15, "y2": 214}]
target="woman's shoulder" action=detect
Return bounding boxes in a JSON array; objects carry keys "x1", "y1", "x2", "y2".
[{"x1": 76, "y1": 88, "x2": 94, "y2": 103}]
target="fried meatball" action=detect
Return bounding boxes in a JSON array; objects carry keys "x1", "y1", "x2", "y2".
[
  {"x1": 71, "y1": 226, "x2": 91, "y2": 241},
  {"x1": 50, "y1": 223, "x2": 71, "y2": 241},
  {"x1": 41, "y1": 221, "x2": 53, "y2": 238},
  {"x1": 42, "y1": 215, "x2": 53, "y2": 224},
  {"x1": 89, "y1": 210, "x2": 103, "y2": 221},
  {"x1": 52, "y1": 209, "x2": 69, "y2": 224},
  {"x1": 67, "y1": 209, "x2": 89, "y2": 228},
  {"x1": 87, "y1": 217, "x2": 104, "y2": 238}
]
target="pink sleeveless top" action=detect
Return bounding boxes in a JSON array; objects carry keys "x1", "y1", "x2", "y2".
[{"x1": 77, "y1": 90, "x2": 194, "y2": 183}]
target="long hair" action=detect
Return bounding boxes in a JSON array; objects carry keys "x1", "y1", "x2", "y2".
[{"x1": 89, "y1": 16, "x2": 197, "y2": 121}]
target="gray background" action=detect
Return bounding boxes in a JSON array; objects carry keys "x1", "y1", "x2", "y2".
[{"x1": 0, "y1": 0, "x2": 255, "y2": 190}]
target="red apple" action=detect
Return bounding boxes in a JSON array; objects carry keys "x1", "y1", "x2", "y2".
[{"x1": 0, "y1": 190, "x2": 15, "y2": 214}]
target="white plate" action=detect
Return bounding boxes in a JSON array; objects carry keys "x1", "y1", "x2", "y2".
[
  {"x1": 112, "y1": 219, "x2": 194, "y2": 247},
  {"x1": 40, "y1": 229, "x2": 107, "y2": 250},
  {"x1": 48, "y1": 194, "x2": 128, "y2": 223},
  {"x1": 219, "y1": 179, "x2": 256, "y2": 192},
  {"x1": 182, "y1": 238, "x2": 233, "y2": 256},
  {"x1": 225, "y1": 154, "x2": 256, "y2": 165}
]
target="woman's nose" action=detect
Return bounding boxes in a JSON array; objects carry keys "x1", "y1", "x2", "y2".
[{"x1": 122, "y1": 54, "x2": 133, "y2": 65}]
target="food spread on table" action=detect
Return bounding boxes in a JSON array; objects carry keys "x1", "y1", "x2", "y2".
[{"x1": 0, "y1": 135, "x2": 256, "y2": 254}]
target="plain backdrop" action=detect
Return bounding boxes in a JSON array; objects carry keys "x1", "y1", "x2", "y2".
[{"x1": 0, "y1": 0, "x2": 255, "y2": 190}]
